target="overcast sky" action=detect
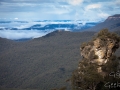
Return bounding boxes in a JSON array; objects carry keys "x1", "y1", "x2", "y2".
[{"x1": 0, "y1": 0, "x2": 120, "y2": 21}]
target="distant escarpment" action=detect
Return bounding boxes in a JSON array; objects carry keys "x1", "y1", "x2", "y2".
[
  {"x1": 72, "y1": 29, "x2": 120, "y2": 90},
  {"x1": 87, "y1": 14, "x2": 120, "y2": 31},
  {"x1": 105, "y1": 14, "x2": 120, "y2": 22}
]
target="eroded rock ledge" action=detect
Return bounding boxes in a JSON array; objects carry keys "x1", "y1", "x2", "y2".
[{"x1": 80, "y1": 29, "x2": 120, "y2": 71}]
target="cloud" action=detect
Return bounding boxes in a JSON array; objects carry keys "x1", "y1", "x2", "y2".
[
  {"x1": 0, "y1": 0, "x2": 53, "y2": 3},
  {"x1": 0, "y1": 0, "x2": 120, "y2": 21},
  {"x1": 85, "y1": 4, "x2": 101, "y2": 11},
  {"x1": 115, "y1": 0, "x2": 120, "y2": 5},
  {"x1": 67, "y1": 0, "x2": 84, "y2": 5},
  {"x1": 44, "y1": 5, "x2": 71, "y2": 15},
  {"x1": 14, "y1": 18, "x2": 18, "y2": 20},
  {"x1": 0, "y1": 30, "x2": 48, "y2": 40},
  {"x1": 98, "y1": 13, "x2": 110, "y2": 19}
]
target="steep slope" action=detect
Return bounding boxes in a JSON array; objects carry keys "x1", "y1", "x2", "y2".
[
  {"x1": 72, "y1": 29, "x2": 120, "y2": 90},
  {"x1": 0, "y1": 37, "x2": 15, "y2": 53},
  {"x1": 86, "y1": 14, "x2": 120, "y2": 31},
  {"x1": 0, "y1": 31, "x2": 95, "y2": 90}
]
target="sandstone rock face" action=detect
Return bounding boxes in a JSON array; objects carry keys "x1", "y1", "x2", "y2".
[{"x1": 80, "y1": 29, "x2": 120, "y2": 71}]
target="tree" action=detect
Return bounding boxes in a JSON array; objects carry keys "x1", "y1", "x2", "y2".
[{"x1": 71, "y1": 59, "x2": 103, "y2": 90}]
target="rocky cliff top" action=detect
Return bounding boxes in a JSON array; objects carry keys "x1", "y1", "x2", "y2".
[
  {"x1": 106, "y1": 14, "x2": 120, "y2": 21},
  {"x1": 112, "y1": 14, "x2": 120, "y2": 17},
  {"x1": 80, "y1": 29, "x2": 120, "y2": 67}
]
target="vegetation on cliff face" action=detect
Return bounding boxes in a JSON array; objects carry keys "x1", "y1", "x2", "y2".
[{"x1": 71, "y1": 29, "x2": 120, "y2": 90}]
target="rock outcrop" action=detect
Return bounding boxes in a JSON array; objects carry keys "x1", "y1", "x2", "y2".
[
  {"x1": 71, "y1": 29, "x2": 120, "y2": 90},
  {"x1": 80, "y1": 29, "x2": 120, "y2": 68}
]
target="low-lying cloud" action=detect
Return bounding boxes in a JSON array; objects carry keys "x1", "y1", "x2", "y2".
[{"x1": 0, "y1": 30, "x2": 49, "y2": 40}]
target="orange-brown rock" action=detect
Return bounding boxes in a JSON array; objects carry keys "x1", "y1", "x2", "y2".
[{"x1": 80, "y1": 29, "x2": 120, "y2": 72}]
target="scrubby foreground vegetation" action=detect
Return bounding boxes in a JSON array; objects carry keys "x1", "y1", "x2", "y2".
[{"x1": 0, "y1": 30, "x2": 120, "y2": 90}]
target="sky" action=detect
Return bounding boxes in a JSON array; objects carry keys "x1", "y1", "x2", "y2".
[{"x1": 0, "y1": 0, "x2": 120, "y2": 21}]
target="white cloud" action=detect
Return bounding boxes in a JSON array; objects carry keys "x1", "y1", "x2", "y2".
[
  {"x1": 0, "y1": 2, "x2": 38, "y2": 7},
  {"x1": 0, "y1": 30, "x2": 48, "y2": 40},
  {"x1": 85, "y1": 4, "x2": 101, "y2": 11},
  {"x1": 45, "y1": 7, "x2": 70, "y2": 15},
  {"x1": 67, "y1": 0, "x2": 84, "y2": 5},
  {"x1": 14, "y1": 18, "x2": 18, "y2": 20},
  {"x1": 0, "y1": 0, "x2": 120, "y2": 21},
  {"x1": 98, "y1": 13, "x2": 110, "y2": 19}
]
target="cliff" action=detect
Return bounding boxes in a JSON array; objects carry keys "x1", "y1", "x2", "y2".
[
  {"x1": 105, "y1": 14, "x2": 120, "y2": 21},
  {"x1": 80, "y1": 29, "x2": 119, "y2": 66},
  {"x1": 86, "y1": 14, "x2": 120, "y2": 31},
  {"x1": 72, "y1": 29, "x2": 120, "y2": 90}
]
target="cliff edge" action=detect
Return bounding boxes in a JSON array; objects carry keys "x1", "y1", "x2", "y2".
[{"x1": 72, "y1": 29, "x2": 120, "y2": 90}]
